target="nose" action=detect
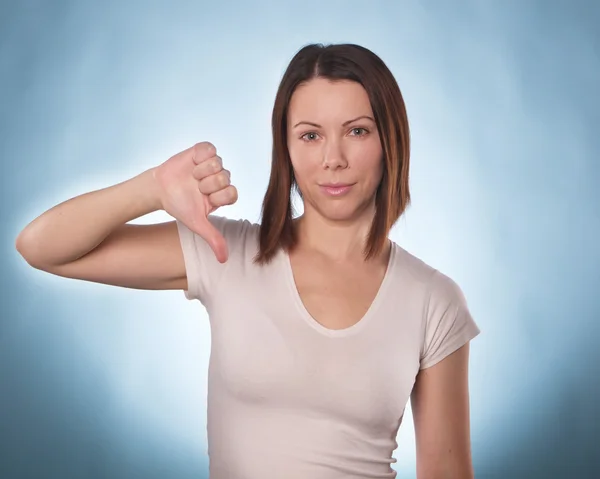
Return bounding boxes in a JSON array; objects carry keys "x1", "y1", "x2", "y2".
[{"x1": 322, "y1": 138, "x2": 348, "y2": 170}]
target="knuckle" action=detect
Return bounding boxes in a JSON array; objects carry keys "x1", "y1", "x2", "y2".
[
  {"x1": 220, "y1": 171, "x2": 230, "y2": 187},
  {"x1": 193, "y1": 142, "x2": 216, "y2": 161},
  {"x1": 200, "y1": 141, "x2": 215, "y2": 153},
  {"x1": 193, "y1": 164, "x2": 206, "y2": 180},
  {"x1": 210, "y1": 158, "x2": 221, "y2": 172},
  {"x1": 229, "y1": 186, "x2": 238, "y2": 202},
  {"x1": 197, "y1": 178, "x2": 208, "y2": 194}
]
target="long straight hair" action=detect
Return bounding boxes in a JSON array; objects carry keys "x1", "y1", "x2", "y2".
[{"x1": 254, "y1": 43, "x2": 411, "y2": 265}]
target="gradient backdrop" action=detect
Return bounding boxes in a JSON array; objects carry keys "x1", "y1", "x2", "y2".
[{"x1": 2, "y1": 1, "x2": 599, "y2": 478}]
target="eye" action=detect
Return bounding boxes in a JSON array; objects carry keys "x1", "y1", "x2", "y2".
[
  {"x1": 301, "y1": 132, "x2": 320, "y2": 142},
  {"x1": 350, "y1": 127, "x2": 368, "y2": 136}
]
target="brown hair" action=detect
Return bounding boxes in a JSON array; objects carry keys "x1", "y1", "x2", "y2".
[{"x1": 254, "y1": 43, "x2": 411, "y2": 264}]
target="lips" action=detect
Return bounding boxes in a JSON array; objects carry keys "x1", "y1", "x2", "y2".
[
  {"x1": 319, "y1": 183, "x2": 353, "y2": 188},
  {"x1": 319, "y1": 183, "x2": 355, "y2": 196}
]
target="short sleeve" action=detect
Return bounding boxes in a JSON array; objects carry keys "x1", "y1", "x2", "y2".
[
  {"x1": 419, "y1": 271, "x2": 481, "y2": 370},
  {"x1": 175, "y1": 215, "x2": 255, "y2": 306}
]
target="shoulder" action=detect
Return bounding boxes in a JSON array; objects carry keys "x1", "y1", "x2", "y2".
[
  {"x1": 206, "y1": 215, "x2": 262, "y2": 261},
  {"x1": 206, "y1": 214, "x2": 260, "y2": 235},
  {"x1": 388, "y1": 242, "x2": 466, "y2": 305},
  {"x1": 184, "y1": 215, "x2": 261, "y2": 248},
  {"x1": 175, "y1": 214, "x2": 262, "y2": 270},
  {"x1": 175, "y1": 215, "x2": 262, "y2": 303},
  {"x1": 388, "y1": 241, "x2": 437, "y2": 286},
  {"x1": 390, "y1": 244, "x2": 481, "y2": 370}
]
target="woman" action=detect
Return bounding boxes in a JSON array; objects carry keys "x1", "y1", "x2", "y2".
[{"x1": 16, "y1": 43, "x2": 480, "y2": 478}]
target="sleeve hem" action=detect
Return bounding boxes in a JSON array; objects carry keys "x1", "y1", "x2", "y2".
[
  {"x1": 175, "y1": 220, "x2": 201, "y2": 301},
  {"x1": 419, "y1": 324, "x2": 481, "y2": 370}
]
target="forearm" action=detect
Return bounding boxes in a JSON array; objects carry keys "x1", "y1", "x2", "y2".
[
  {"x1": 16, "y1": 167, "x2": 162, "y2": 267},
  {"x1": 416, "y1": 462, "x2": 474, "y2": 479}
]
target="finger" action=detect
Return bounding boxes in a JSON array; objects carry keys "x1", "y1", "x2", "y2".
[
  {"x1": 192, "y1": 142, "x2": 216, "y2": 165},
  {"x1": 198, "y1": 170, "x2": 230, "y2": 196},
  {"x1": 191, "y1": 217, "x2": 229, "y2": 263},
  {"x1": 208, "y1": 185, "x2": 238, "y2": 209},
  {"x1": 192, "y1": 156, "x2": 222, "y2": 181}
]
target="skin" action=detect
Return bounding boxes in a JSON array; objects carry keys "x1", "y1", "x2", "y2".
[
  {"x1": 15, "y1": 78, "x2": 474, "y2": 478},
  {"x1": 285, "y1": 78, "x2": 391, "y2": 331},
  {"x1": 411, "y1": 344, "x2": 475, "y2": 478},
  {"x1": 287, "y1": 78, "x2": 384, "y2": 249},
  {"x1": 15, "y1": 142, "x2": 234, "y2": 289},
  {"x1": 287, "y1": 78, "x2": 475, "y2": 478}
]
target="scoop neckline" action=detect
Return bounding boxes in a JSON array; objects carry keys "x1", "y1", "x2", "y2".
[{"x1": 280, "y1": 241, "x2": 396, "y2": 338}]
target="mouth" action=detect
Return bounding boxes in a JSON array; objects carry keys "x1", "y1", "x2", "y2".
[{"x1": 318, "y1": 182, "x2": 355, "y2": 196}]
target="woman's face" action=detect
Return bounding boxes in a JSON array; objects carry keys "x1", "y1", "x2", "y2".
[{"x1": 287, "y1": 78, "x2": 384, "y2": 223}]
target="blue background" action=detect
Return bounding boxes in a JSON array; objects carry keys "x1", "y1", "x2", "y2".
[{"x1": 2, "y1": 1, "x2": 599, "y2": 478}]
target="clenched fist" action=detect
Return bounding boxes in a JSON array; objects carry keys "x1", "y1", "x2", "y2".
[{"x1": 153, "y1": 142, "x2": 238, "y2": 263}]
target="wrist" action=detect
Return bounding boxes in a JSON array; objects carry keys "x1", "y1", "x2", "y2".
[{"x1": 131, "y1": 168, "x2": 164, "y2": 214}]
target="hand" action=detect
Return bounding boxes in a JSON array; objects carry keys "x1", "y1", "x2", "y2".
[{"x1": 153, "y1": 142, "x2": 238, "y2": 263}]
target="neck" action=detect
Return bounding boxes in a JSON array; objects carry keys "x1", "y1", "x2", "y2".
[{"x1": 293, "y1": 204, "x2": 384, "y2": 262}]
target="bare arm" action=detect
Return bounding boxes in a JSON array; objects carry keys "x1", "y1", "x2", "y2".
[
  {"x1": 410, "y1": 343, "x2": 475, "y2": 479},
  {"x1": 15, "y1": 142, "x2": 236, "y2": 291},
  {"x1": 15, "y1": 169, "x2": 187, "y2": 290}
]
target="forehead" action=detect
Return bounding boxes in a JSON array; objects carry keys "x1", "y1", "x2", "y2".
[{"x1": 288, "y1": 78, "x2": 373, "y2": 122}]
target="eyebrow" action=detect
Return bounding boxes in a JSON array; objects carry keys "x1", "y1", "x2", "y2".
[{"x1": 292, "y1": 115, "x2": 375, "y2": 129}]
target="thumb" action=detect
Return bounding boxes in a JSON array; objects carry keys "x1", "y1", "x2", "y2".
[{"x1": 192, "y1": 217, "x2": 229, "y2": 263}]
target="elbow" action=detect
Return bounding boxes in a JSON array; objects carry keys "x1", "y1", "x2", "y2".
[
  {"x1": 15, "y1": 229, "x2": 45, "y2": 270},
  {"x1": 15, "y1": 230, "x2": 30, "y2": 260}
]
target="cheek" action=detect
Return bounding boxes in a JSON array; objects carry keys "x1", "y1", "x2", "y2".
[
  {"x1": 352, "y1": 145, "x2": 384, "y2": 177},
  {"x1": 288, "y1": 148, "x2": 316, "y2": 182},
  {"x1": 374, "y1": 156, "x2": 384, "y2": 181}
]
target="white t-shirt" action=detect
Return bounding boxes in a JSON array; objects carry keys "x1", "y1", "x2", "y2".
[{"x1": 176, "y1": 215, "x2": 481, "y2": 479}]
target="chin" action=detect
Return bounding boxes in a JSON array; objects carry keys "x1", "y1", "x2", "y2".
[{"x1": 314, "y1": 201, "x2": 373, "y2": 223}]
